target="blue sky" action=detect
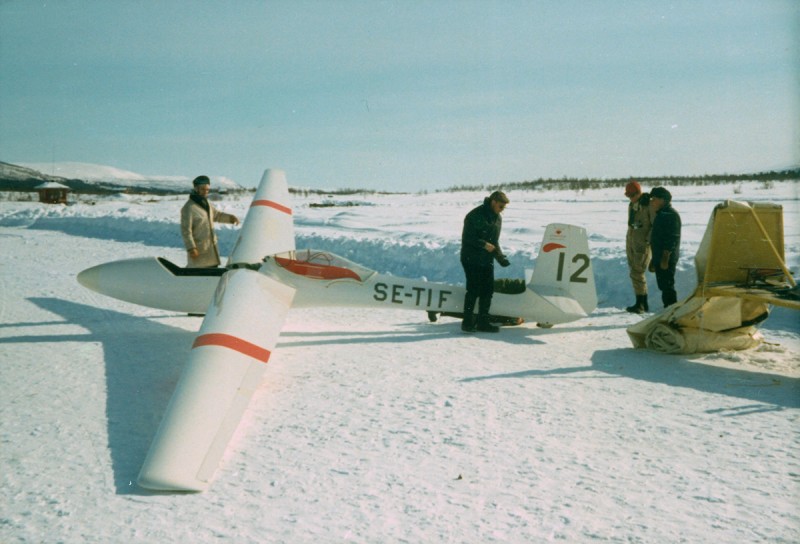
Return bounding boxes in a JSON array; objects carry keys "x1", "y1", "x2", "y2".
[{"x1": 1, "y1": 1, "x2": 797, "y2": 190}]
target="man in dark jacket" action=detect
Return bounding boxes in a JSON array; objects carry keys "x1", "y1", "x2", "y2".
[
  {"x1": 648, "y1": 186, "x2": 681, "y2": 308},
  {"x1": 460, "y1": 191, "x2": 511, "y2": 332}
]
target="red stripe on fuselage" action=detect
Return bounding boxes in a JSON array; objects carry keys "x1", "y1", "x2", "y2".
[
  {"x1": 251, "y1": 200, "x2": 292, "y2": 215},
  {"x1": 192, "y1": 333, "x2": 272, "y2": 363},
  {"x1": 274, "y1": 256, "x2": 361, "y2": 281}
]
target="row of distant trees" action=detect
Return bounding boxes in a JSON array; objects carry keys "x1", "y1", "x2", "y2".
[
  {"x1": 288, "y1": 187, "x2": 394, "y2": 197},
  {"x1": 285, "y1": 168, "x2": 799, "y2": 196},
  {"x1": 442, "y1": 168, "x2": 800, "y2": 193}
]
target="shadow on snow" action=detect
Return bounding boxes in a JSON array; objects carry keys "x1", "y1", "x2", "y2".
[
  {"x1": 18, "y1": 297, "x2": 191, "y2": 495},
  {"x1": 461, "y1": 347, "x2": 800, "y2": 412}
]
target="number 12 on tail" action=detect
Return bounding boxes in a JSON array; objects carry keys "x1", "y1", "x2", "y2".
[{"x1": 557, "y1": 253, "x2": 590, "y2": 283}]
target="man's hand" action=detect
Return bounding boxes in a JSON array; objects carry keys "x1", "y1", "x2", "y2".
[
  {"x1": 484, "y1": 242, "x2": 496, "y2": 253},
  {"x1": 660, "y1": 250, "x2": 671, "y2": 270},
  {"x1": 499, "y1": 257, "x2": 511, "y2": 268},
  {"x1": 189, "y1": 248, "x2": 199, "y2": 258}
]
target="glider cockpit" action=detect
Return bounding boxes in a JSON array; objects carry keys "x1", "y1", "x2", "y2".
[
  {"x1": 158, "y1": 257, "x2": 227, "y2": 277},
  {"x1": 154, "y1": 249, "x2": 374, "y2": 283},
  {"x1": 271, "y1": 249, "x2": 373, "y2": 282}
]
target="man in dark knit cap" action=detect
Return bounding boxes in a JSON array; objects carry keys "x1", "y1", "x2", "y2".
[
  {"x1": 648, "y1": 186, "x2": 681, "y2": 308},
  {"x1": 460, "y1": 190, "x2": 511, "y2": 333},
  {"x1": 180, "y1": 175, "x2": 239, "y2": 268}
]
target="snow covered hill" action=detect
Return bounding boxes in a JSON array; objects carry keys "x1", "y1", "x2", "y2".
[
  {"x1": 2, "y1": 161, "x2": 244, "y2": 193},
  {"x1": 0, "y1": 161, "x2": 68, "y2": 182}
]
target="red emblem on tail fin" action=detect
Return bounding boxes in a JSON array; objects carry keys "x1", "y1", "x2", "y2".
[{"x1": 543, "y1": 243, "x2": 566, "y2": 252}]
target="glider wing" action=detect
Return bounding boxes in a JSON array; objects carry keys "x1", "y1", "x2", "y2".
[
  {"x1": 137, "y1": 268, "x2": 295, "y2": 491},
  {"x1": 228, "y1": 169, "x2": 295, "y2": 266}
]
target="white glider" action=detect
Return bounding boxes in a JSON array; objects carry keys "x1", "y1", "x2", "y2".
[{"x1": 77, "y1": 169, "x2": 597, "y2": 492}]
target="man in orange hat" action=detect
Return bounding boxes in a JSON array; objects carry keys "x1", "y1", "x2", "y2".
[{"x1": 624, "y1": 181, "x2": 653, "y2": 313}]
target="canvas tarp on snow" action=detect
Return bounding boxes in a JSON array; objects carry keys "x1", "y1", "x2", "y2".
[
  {"x1": 627, "y1": 292, "x2": 768, "y2": 354},
  {"x1": 627, "y1": 200, "x2": 795, "y2": 354}
]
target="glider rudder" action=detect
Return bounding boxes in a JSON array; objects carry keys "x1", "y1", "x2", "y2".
[{"x1": 529, "y1": 223, "x2": 597, "y2": 315}]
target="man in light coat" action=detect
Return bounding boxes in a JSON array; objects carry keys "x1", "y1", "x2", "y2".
[
  {"x1": 624, "y1": 181, "x2": 653, "y2": 313},
  {"x1": 180, "y1": 175, "x2": 239, "y2": 268}
]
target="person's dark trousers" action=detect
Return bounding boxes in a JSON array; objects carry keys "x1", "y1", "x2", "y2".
[
  {"x1": 655, "y1": 264, "x2": 678, "y2": 307},
  {"x1": 462, "y1": 260, "x2": 494, "y2": 329}
]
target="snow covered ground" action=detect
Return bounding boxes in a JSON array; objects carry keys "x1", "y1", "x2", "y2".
[{"x1": 1, "y1": 180, "x2": 798, "y2": 542}]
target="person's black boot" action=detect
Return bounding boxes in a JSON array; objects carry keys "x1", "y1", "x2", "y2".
[
  {"x1": 476, "y1": 318, "x2": 500, "y2": 333},
  {"x1": 626, "y1": 294, "x2": 648, "y2": 314},
  {"x1": 461, "y1": 293, "x2": 477, "y2": 332},
  {"x1": 475, "y1": 295, "x2": 499, "y2": 332},
  {"x1": 461, "y1": 315, "x2": 477, "y2": 332}
]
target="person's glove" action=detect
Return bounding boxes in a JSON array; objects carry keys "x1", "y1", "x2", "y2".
[{"x1": 498, "y1": 257, "x2": 511, "y2": 267}]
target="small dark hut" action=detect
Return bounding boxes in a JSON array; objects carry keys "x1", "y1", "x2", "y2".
[{"x1": 35, "y1": 181, "x2": 70, "y2": 204}]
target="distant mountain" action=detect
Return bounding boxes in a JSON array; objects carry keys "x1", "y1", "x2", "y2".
[
  {"x1": 0, "y1": 161, "x2": 245, "y2": 194},
  {"x1": 0, "y1": 161, "x2": 66, "y2": 182}
]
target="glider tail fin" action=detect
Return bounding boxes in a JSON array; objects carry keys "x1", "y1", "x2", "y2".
[{"x1": 528, "y1": 223, "x2": 597, "y2": 315}]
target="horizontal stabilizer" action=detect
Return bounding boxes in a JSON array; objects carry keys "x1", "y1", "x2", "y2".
[
  {"x1": 137, "y1": 269, "x2": 295, "y2": 491},
  {"x1": 540, "y1": 294, "x2": 589, "y2": 321}
]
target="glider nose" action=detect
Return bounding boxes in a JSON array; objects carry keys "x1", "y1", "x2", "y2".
[{"x1": 77, "y1": 264, "x2": 103, "y2": 293}]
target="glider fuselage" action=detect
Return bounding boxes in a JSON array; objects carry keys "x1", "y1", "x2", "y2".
[{"x1": 78, "y1": 248, "x2": 588, "y2": 326}]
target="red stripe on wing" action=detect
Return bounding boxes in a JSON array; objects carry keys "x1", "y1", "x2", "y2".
[
  {"x1": 192, "y1": 333, "x2": 272, "y2": 363},
  {"x1": 251, "y1": 199, "x2": 292, "y2": 215}
]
